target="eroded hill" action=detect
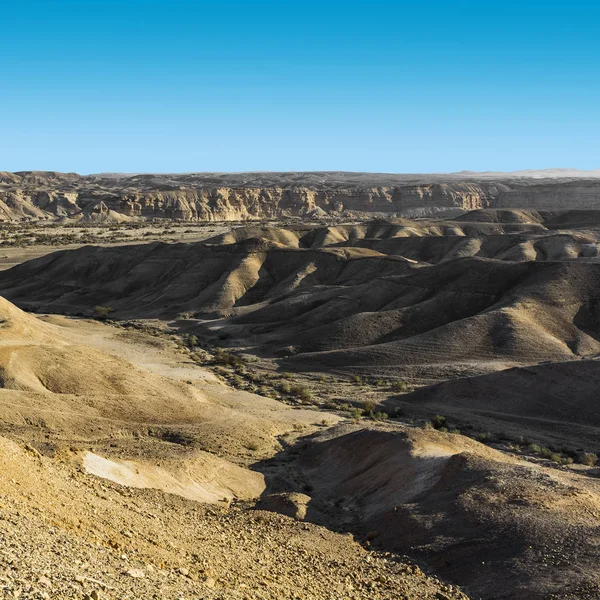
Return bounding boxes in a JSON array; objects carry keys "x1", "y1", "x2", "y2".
[{"x1": 2, "y1": 208, "x2": 600, "y2": 599}]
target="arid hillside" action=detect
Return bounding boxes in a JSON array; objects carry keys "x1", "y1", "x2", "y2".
[
  {"x1": 0, "y1": 295, "x2": 598, "y2": 599},
  {"x1": 2, "y1": 207, "x2": 600, "y2": 599},
  {"x1": 0, "y1": 296, "x2": 473, "y2": 600}
]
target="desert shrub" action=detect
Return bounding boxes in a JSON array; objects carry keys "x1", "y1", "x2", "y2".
[
  {"x1": 361, "y1": 400, "x2": 376, "y2": 416},
  {"x1": 213, "y1": 348, "x2": 246, "y2": 368},
  {"x1": 279, "y1": 381, "x2": 292, "y2": 394},
  {"x1": 177, "y1": 311, "x2": 195, "y2": 320},
  {"x1": 430, "y1": 415, "x2": 447, "y2": 429},
  {"x1": 280, "y1": 372, "x2": 293, "y2": 380},
  {"x1": 290, "y1": 384, "x2": 311, "y2": 402},
  {"x1": 390, "y1": 380, "x2": 408, "y2": 393},
  {"x1": 94, "y1": 305, "x2": 113, "y2": 320},
  {"x1": 448, "y1": 428, "x2": 461, "y2": 435},
  {"x1": 529, "y1": 443, "x2": 542, "y2": 454},
  {"x1": 349, "y1": 408, "x2": 363, "y2": 420},
  {"x1": 182, "y1": 333, "x2": 198, "y2": 348},
  {"x1": 387, "y1": 407, "x2": 405, "y2": 419},
  {"x1": 372, "y1": 411, "x2": 389, "y2": 421},
  {"x1": 352, "y1": 375, "x2": 363, "y2": 385},
  {"x1": 578, "y1": 452, "x2": 598, "y2": 466},
  {"x1": 549, "y1": 452, "x2": 562, "y2": 463}
]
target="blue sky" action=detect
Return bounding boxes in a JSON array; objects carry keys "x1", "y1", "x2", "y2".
[{"x1": 2, "y1": 0, "x2": 599, "y2": 173}]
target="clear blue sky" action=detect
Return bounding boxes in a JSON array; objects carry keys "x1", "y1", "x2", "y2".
[{"x1": 2, "y1": 0, "x2": 599, "y2": 173}]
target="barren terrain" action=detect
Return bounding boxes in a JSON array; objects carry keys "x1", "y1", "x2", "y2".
[{"x1": 1, "y1": 172, "x2": 600, "y2": 599}]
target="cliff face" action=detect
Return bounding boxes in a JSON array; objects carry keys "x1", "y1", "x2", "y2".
[
  {"x1": 0, "y1": 173, "x2": 505, "y2": 222},
  {"x1": 496, "y1": 181, "x2": 600, "y2": 210},
  {"x1": 75, "y1": 183, "x2": 500, "y2": 220},
  {"x1": 1, "y1": 171, "x2": 600, "y2": 222}
]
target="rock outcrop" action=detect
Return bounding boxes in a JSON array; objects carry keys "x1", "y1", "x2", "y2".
[{"x1": 2, "y1": 170, "x2": 600, "y2": 221}]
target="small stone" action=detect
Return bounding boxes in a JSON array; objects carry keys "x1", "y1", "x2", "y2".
[
  {"x1": 38, "y1": 576, "x2": 51, "y2": 588},
  {"x1": 178, "y1": 567, "x2": 190, "y2": 577},
  {"x1": 123, "y1": 568, "x2": 145, "y2": 579},
  {"x1": 204, "y1": 576, "x2": 216, "y2": 588}
]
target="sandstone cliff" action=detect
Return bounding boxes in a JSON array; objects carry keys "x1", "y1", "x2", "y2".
[{"x1": 1, "y1": 171, "x2": 599, "y2": 222}]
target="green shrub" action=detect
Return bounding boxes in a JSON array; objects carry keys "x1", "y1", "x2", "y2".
[
  {"x1": 279, "y1": 381, "x2": 292, "y2": 394},
  {"x1": 94, "y1": 305, "x2": 113, "y2": 320},
  {"x1": 578, "y1": 452, "x2": 598, "y2": 466},
  {"x1": 182, "y1": 333, "x2": 198, "y2": 348},
  {"x1": 390, "y1": 381, "x2": 408, "y2": 393},
  {"x1": 430, "y1": 415, "x2": 447, "y2": 429},
  {"x1": 361, "y1": 400, "x2": 376, "y2": 416},
  {"x1": 349, "y1": 408, "x2": 363, "y2": 420},
  {"x1": 372, "y1": 411, "x2": 389, "y2": 421},
  {"x1": 213, "y1": 348, "x2": 246, "y2": 368},
  {"x1": 387, "y1": 407, "x2": 405, "y2": 419},
  {"x1": 290, "y1": 384, "x2": 311, "y2": 402}
]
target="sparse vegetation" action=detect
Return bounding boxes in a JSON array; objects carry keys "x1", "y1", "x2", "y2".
[
  {"x1": 182, "y1": 333, "x2": 198, "y2": 348},
  {"x1": 290, "y1": 384, "x2": 312, "y2": 403},
  {"x1": 430, "y1": 415, "x2": 447, "y2": 429},
  {"x1": 278, "y1": 381, "x2": 292, "y2": 394},
  {"x1": 578, "y1": 452, "x2": 598, "y2": 466},
  {"x1": 361, "y1": 400, "x2": 376, "y2": 417},
  {"x1": 213, "y1": 348, "x2": 246, "y2": 368},
  {"x1": 390, "y1": 380, "x2": 408, "y2": 393},
  {"x1": 372, "y1": 411, "x2": 389, "y2": 421},
  {"x1": 94, "y1": 305, "x2": 113, "y2": 320}
]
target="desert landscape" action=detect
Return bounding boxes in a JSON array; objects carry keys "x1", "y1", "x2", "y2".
[{"x1": 0, "y1": 171, "x2": 599, "y2": 598}]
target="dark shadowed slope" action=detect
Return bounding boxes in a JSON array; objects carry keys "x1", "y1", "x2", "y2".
[
  {"x1": 387, "y1": 359, "x2": 600, "y2": 453},
  {"x1": 276, "y1": 423, "x2": 600, "y2": 600},
  {"x1": 4, "y1": 219, "x2": 600, "y2": 382}
]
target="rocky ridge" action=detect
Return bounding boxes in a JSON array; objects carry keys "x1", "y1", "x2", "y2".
[{"x1": 3, "y1": 170, "x2": 600, "y2": 222}]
